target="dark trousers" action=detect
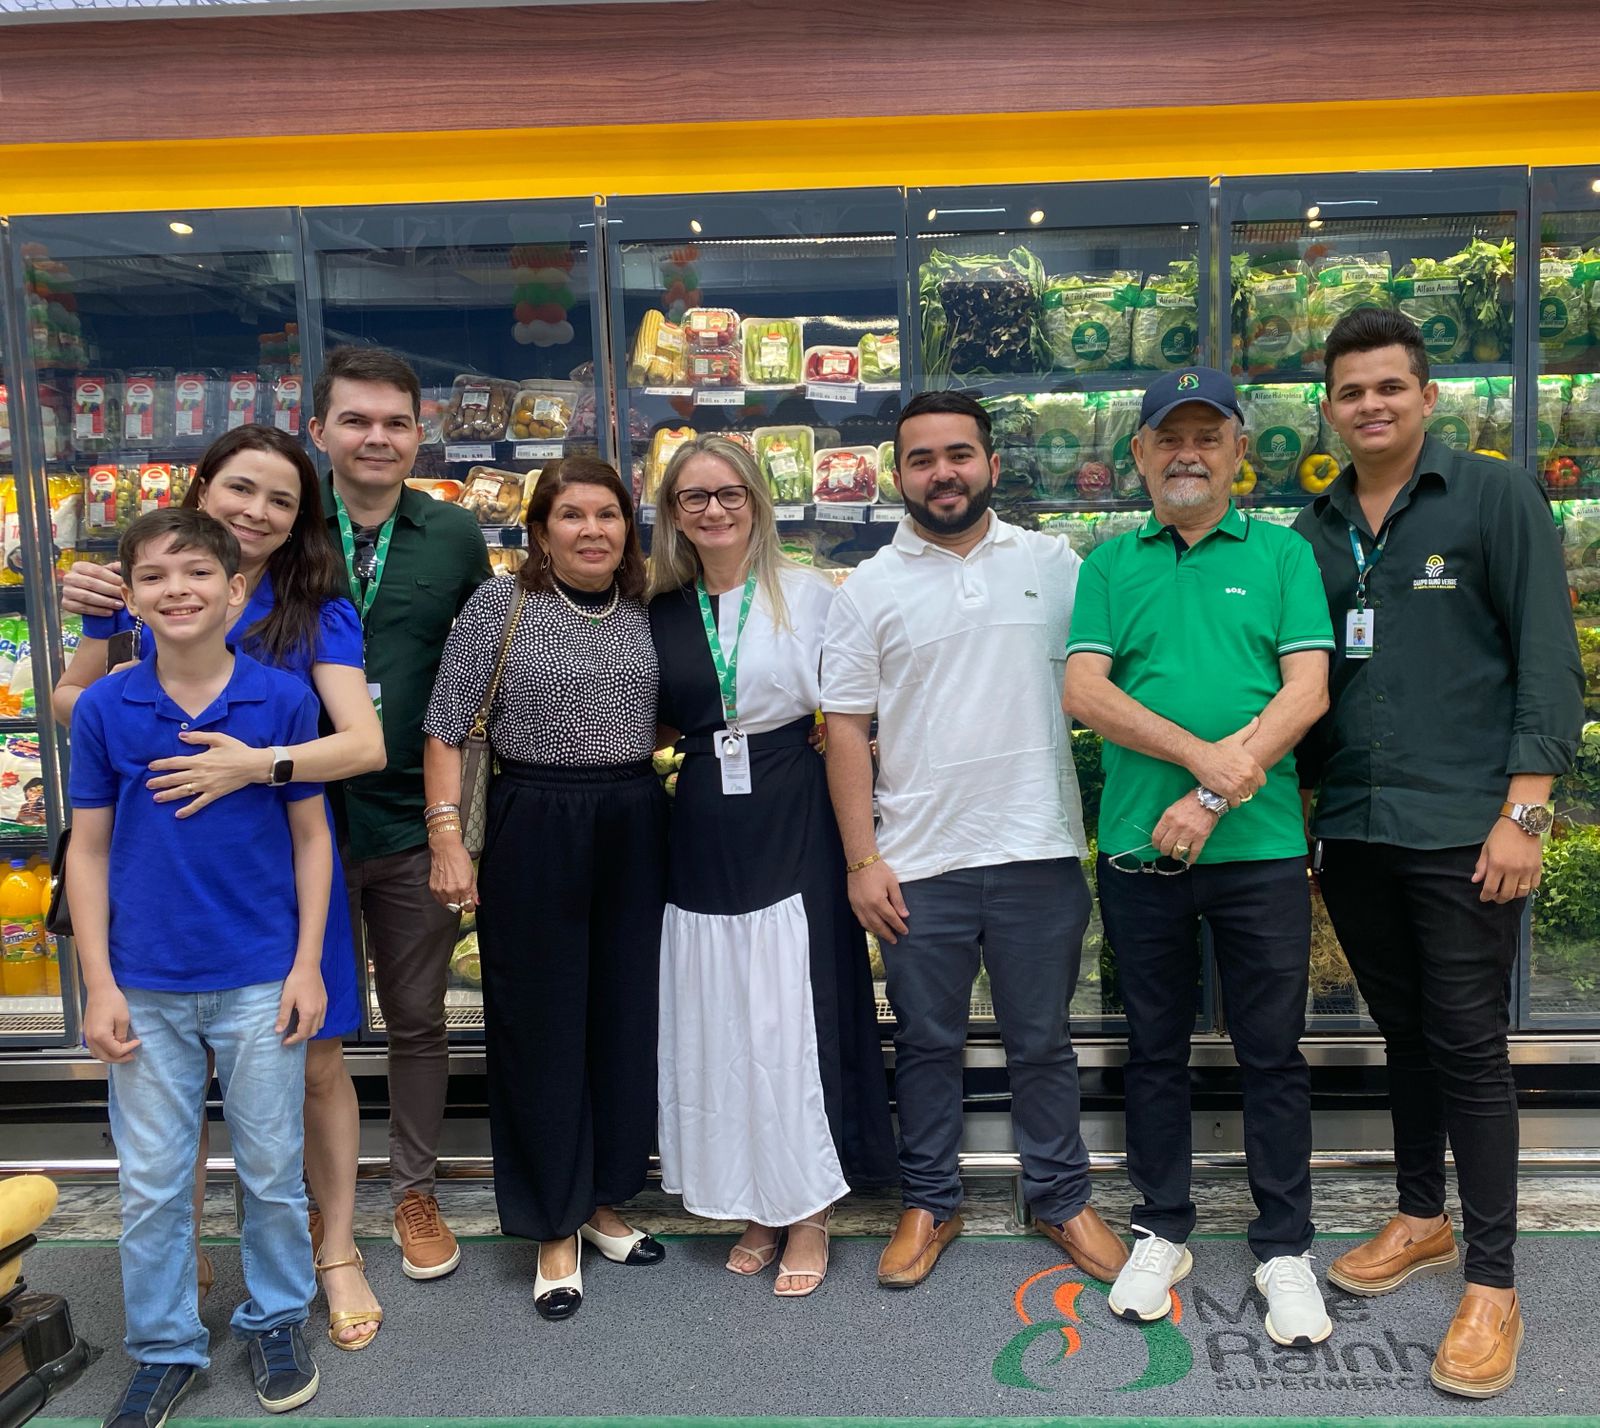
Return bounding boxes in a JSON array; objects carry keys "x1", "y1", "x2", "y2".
[
  {"x1": 1098, "y1": 854, "x2": 1314, "y2": 1262},
  {"x1": 344, "y1": 841, "x2": 463, "y2": 1203},
  {"x1": 476, "y1": 760, "x2": 668, "y2": 1243},
  {"x1": 881, "y1": 858, "x2": 1093, "y2": 1225},
  {"x1": 1318, "y1": 840, "x2": 1522, "y2": 1288}
]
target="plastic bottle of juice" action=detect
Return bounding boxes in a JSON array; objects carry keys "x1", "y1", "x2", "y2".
[
  {"x1": 0, "y1": 858, "x2": 46, "y2": 996},
  {"x1": 34, "y1": 866, "x2": 59, "y2": 996}
]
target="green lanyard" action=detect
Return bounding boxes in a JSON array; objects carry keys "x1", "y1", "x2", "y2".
[
  {"x1": 695, "y1": 571, "x2": 758, "y2": 727},
  {"x1": 1347, "y1": 523, "x2": 1390, "y2": 611},
  {"x1": 333, "y1": 491, "x2": 397, "y2": 627}
]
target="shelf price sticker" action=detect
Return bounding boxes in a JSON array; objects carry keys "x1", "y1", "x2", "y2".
[
  {"x1": 870, "y1": 505, "x2": 903, "y2": 523},
  {"x1": 694, "y1": 389, "x2": 744, "y2": 408},
  {"x1": 772, "y1": 504, "x2": 808, "y2": 522},
  {"x1": 514, "y1": 442, "x2": 563, "y2": 461},
  {"x1": 806, "y1": 382, "x2": 860, "y2": 405},
  {"x1": 821, "y1": 505, "x2": 869, "y2": 523},
  {"x1": 641, "y1": 386, "x2": 694, "y2": 398},
  {"x1": 445, "y1": 443, "x2": 494, "y2": 463},
  {"x1": 640, "y1": 506, "x2": 658, "y2": 526}
]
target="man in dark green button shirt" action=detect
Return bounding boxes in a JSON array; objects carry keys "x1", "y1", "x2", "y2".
[
  {"x1": 1294, "y1": 310, "x2": 1583, "y2": 1398},
  {"x1": 1065, "y1": 367, "x2": 1334, "y2": 1345},
  {"x1": 310, "y1": 347, "x2": 492, "y2": 1282}
]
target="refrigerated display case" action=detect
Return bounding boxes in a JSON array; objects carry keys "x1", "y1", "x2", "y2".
[
  {"x1": 1528, "y1": 167, "x2": 1600, "y2": 1028},
  {"x1": 303, "y1": 199, "x2": 610, "y2": 1032}
]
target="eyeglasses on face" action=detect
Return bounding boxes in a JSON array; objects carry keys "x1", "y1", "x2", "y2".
[{"x1": 674, "y1": 484, "x2": 751, "y2": 513}]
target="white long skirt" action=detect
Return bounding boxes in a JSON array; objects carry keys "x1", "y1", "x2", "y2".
[{"x1": 658, "y1": 892, "x2": 849, "y2": 1225}]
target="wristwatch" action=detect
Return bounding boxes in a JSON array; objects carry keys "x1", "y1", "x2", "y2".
[
  {"x1": 1500, "y1": 802, "x2": 1553, "y2": 837},
  {"x1": 268, "y1": 747, "x2": 294, "y2": 787},
  {"x1": 1195, "y1": 787, "x2": 1230, "y2": 817}
]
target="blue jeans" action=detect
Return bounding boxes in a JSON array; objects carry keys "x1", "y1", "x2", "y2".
[
  {"x1": 108, "y1": 980, "x2": 313, "y2": 1367},
  {"x1": 881, "y1": 858, "x2": 1092, "y2": 1224}
]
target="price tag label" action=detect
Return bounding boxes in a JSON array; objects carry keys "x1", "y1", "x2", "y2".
[
  {"x1": 821, "y1": 505, "x2": 869, "y2": 524},
  {"x1": 870, "y1": 505, "x2": 903, "y2": 523},
  {"x1": 514, "y1": 442, "x2": 563, "y2": 461},
  {"x1": 444, "y1": 443, "x2": 494, "y2": 463},
  {"x1": 640, "y1": 506, "x2": 658, "y2": 526},
  {"x1": 641, "y1": 386, "x2": 694, "y2": 398},
  {"x1": 860, "y1": 381, "x2": 901, "y2": 394},
  {"x1": 772, "y1": 504, "x2": 807, "y2": 522},
  {"x1": 806, "y1": 382, "x2": 859, "y2": 405},
  {"x1": 694, "y1": 388, "x2": 744, "y2": 408}
]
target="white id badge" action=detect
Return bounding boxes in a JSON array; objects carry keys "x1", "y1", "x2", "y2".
[
  {"x1": 715, "y1": 728, "x2": 752, "y2": 795},
  {"x1": 1344, "y1": 608, "x2": 1375, "y2": 659}
]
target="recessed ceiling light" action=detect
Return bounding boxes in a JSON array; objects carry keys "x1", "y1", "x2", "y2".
[
  {"x1": 1028, "y1": 210, "x2": 1045, "y2": 225},
  {"x1": 689, "y1": 219, "x2": 702, "y2": 234},
  {"x1": 169, "y1": 221, "x2": 194, "y2": 236},
  {"x1": 1305, "y1": 205, "x2": 1320, "y2": 219}
]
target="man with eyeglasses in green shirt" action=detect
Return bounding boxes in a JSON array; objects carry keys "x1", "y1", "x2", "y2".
[{"x1": 1064, "y1": 366, "x2": 1334, "y2": 1346}]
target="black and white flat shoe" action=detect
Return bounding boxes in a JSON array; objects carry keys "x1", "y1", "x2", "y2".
[
  {"x1": 534, "y1": 1235, "x2": 583, "y2": 1321},
  {"x1": 579, "y1": 1222, "x2": 666, "y2": 1266}
]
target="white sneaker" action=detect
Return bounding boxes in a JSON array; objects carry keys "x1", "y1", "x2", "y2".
[
  {"x1": 1107, "y1": 1228, "x2": 1192, "y2": 1322},
  {"x1": 1254, "y1": 1253, "x2": 1333, "y2": 1346}
]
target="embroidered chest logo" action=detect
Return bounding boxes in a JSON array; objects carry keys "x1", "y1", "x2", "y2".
[
  {"x1": 1024, "y1": 590, "x2": 1039, "y2": 599},
  {"x1": 1413, "y1": 553, "x2": 1457, "y2": 591},
  {"x1": 1224, "y1": 586, "x2": 1248, "y2": 596}
]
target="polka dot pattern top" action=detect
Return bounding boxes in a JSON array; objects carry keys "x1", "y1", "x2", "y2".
[{"x1": 423, "y1": 574, "x2": 658, "y2": 765}]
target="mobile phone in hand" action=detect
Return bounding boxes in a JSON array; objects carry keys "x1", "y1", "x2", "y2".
[{"x1": 106, "y1": 631, "x2": 136, "y2": 669}]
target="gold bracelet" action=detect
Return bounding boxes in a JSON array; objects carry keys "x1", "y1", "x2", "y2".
[
  {"x1": 427, "y1": 822, "x2": 463, "y2": 839},
  {"x1": 846, "y1": 852, "x2": 881, "y2": 874},
  {"x1": 424, "y1": 801, "x2": 460, "y2": 819}
]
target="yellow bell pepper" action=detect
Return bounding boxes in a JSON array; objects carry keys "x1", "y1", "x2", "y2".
[
  {"x1": 1298, "y1": 453, "x2": 1341, "y2": 494},
  {"x1": 1231, "y1": 460, "x2": 1257, "y2": 497}
]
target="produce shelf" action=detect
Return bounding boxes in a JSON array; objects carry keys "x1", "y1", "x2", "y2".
[
  {"x1": 933, "y1": 371, "x2": 1174, "y2": 399},
  {"x1": 1234, "y1": 362, "x2": 1514, "y2": 388}
]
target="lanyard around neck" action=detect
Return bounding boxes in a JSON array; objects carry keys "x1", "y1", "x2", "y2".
[
  {"x1": 333, "y1": 490, "x2": 397, "y2": 626},
  {"x1": 1347, "y1": 523, "x2": 1390, "y2": 611},
  {"x1": 694, "y1": 571, "x2": 758, "y2": 727}
]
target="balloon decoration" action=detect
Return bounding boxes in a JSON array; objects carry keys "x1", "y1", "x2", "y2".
[
  {"x1": 511, "y1": 244, "x2": 577, "y2": 347},
  {"x1": 659, "y1": 245, "x2": 701, "y2": 324}
]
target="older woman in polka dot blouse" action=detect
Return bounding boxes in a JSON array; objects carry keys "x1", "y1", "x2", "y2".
[{"x1": 422, "y1": 456, "x2": 668, "y2": 1325}]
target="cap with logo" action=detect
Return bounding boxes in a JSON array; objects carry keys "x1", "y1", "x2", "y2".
[{"x1": 1140, "y1": 366, "x2": 1244, "y2": 431}]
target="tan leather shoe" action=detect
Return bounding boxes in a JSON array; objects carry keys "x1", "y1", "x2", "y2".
[
  {"x1": 877, "y1": 1208, "x2": 963, "y2": 1289},
  {"x1": 1431, "y1": 1291, "x2": 1523, "y2": 1398},
  {"x1": 1034, "y1": 1205, "x2": 1129, "y2": 1283},
  {"x1": 1326, "y1": 1214, "x2": 1457, "y2": 1295},
  {"x1": 391, "y1": 1191, "x2": 462, "y2": 1280}
]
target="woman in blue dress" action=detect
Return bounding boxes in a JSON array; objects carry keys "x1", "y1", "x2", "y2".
[{"x1": 53, "y1": 424, "x2": 388, "y2": 1350}]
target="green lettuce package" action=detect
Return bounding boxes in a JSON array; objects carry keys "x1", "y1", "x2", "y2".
[
  {"x1": 876, "y1": 442, "x2": 900, "y2": 503},
  {"x1": 1424, "y1": 378, "x2": 1483, "y2": 452},
  {"x1": 1476, "y1": 376, "x2": 1515, "y2": 456},
  {"x1": 981, "y1": 395, "x2": 1040, "y2": 491},
  {"x1": 1588, "y1": 249, "x2": 1600, "y2": 348},
  {"x1": 919, "y1": 247, "x2": 1043, "y2": 376},
  {"x1": 1539, "y1": 248, "x2": 1590, "y2": 366},
  {"x1": 1030, "y1": 394, "x2": 1096, "y2": 497},
  {"x1": 1038, "y1": 272, "x2": 1138, "y2": 373},
  {"x1": 1240, "y1": 383, "x2": 1320, "y2": 491},
  {"x1": 1317, "y1": 405, "x2": 1353, "y2": 469},
  {"x1": 1394, "y1": 260, "x2": 1471, "y2": 363},
  {"x1": 1563, "y1": 375, "x2": 1600, "y2": 483},
  {"x1": 1537, "y1": 375, "x2": 1573, "y2": 467},
  {"x1": 1307, "y1": 253, "x2": 1393, "y2": 359},
  {"x1": 1445, "y1": 237, "x2": 1516, "y2": 363},
  {"x1": 1243, "y1": 259, "x2": 1310, "y2": 373},
  {"x1": 1132, "y1": 260, "x2": 1200, "y2": 370},
  {"x1": 1093, "y1": 389, "x2": 1146, "y2": 496}
]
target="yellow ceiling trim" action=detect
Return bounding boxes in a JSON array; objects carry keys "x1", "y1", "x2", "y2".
[{"x1": 2, "y1": 92, "x2": 1597, "y2": 214}]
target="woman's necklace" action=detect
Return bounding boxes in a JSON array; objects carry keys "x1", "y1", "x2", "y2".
[{"x1": 552, "y1": 578, "x2": 620, "y2": 623}]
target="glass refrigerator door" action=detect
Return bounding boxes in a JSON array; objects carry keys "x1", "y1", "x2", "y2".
[
  {"x1": 1527, "y1": 166, "x2": 1600, "y2": 1027},
  {"x1": 3, "y1": 207, "x2": 306, "y2": 1045},
  {"x1": 911, "y1": 180, "x2": 1212, "y2": 1033},
  {"x1": 605, "y1": 188, "x2": 908, "y2": 1019},
  {"x1": 303, "y1": 199, "x2": 607, "y2": 1035},
  {"x1": 1221, "y1": 168, "x2": 1530, "y2": 1030}
]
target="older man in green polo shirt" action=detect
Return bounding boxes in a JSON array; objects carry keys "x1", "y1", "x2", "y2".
[{"x1": 1063, "y1": 366, "x2": 1335, "y2": 1345}]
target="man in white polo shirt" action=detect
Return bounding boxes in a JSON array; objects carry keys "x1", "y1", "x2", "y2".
[{"x1": 822, "y1": 390, "x2": 1127, "y2": 1291}]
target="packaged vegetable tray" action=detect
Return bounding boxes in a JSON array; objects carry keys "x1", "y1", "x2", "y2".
[
  {"x1": 1039, "y1": 272, "x2": 1138, "y2": 373},
  {"x1": 443, "y1": 376, "x2": 517, "y2": 441},
  {"x1": 803, "y1": 345, "x2": 860, "y2": 385},
  {"x1": 859, "y1": 332, "x2": 901, "y2": 384},
  {"x1": 71, "y1": 372, "x2": 121, "y2": 452},
  {"x1": 509, "y1": 380, "x2": 581, "y2": 440},
  {"x1": 683, "y1": 307, "x2": 742, "y2": 352},
  {"x1": 753, "y1": 426, "x2": 814, "y2": 505},
  {"x1": 877, "y1": 442, "x2": 900, "y2": 503},
  {"x1": 627, "y1": 312, "x2": 687, "y2": 387},
  {"x1": 742, "y1": 318, "x2": 804, "y2": 387},
  {"x1": 458, "y1": 467, "x2": 528, "y2": 526},
  {"x1": 812, "y1": 446, "x2": 877, "y2": 505},
  {"x1": 644, "y1": 426, "x2": 697, "y2": 506},
  {"x1": 121, "y1": 369, "x2": 173, "y2": 446}
]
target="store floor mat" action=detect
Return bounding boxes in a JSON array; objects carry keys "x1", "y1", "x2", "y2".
[{"x1": 26, "y1": 1234, "x2": 1599, "y2": 1421}]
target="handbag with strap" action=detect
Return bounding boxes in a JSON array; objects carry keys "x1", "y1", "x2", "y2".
[
  {"x1": 460, "y1": 587, "x2": 526, "y2": 858},
  {"x1": 45, "y1": 826, "x2": 71, "y2": 939}
]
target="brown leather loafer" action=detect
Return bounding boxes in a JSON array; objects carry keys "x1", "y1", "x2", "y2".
[
  {"x1": 1034, "y1": 1205, "x2": 1129, "y2": 1283},
  {"x1": 1326, "y1": 1214, "x2": 1457, "y2": 1296},
  {"x1": 1431, "y1": 1291, "x2": 1523, "y2": 1399},
  {"x1": 877, "y1": 1208, "x2": 963, "y2": 1289}
]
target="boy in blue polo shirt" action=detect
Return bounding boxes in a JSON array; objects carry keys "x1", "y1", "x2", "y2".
[{"x1": 67, "y1": 508, "x2": 332, "y2": 1428}]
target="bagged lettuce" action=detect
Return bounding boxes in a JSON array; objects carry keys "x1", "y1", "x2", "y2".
[
  {"x1": 1132, "y1": 260, "x2": 1200, "y2": 370},
  {"x1": 1424, "y1": 378, "x2": 1483, "y2": 452},
  {"x1": 1394, "y1": 259, "x2": 1471, "y2": 363},
  {"x1": 920, "y1": 247, "x2": 1043, "y2": 376},
  {"x1": 1038, "y1": 272, "x2": 1138, "y2": 373},
  {"x1": 1307, "y1": 254, "x2": 1393, "y2": 361},
  {"x1": 1240, "y1": 383, "x2": 1320, "y2": 492},
  {"x1": 1093, "y1": 389, "x2": 1146, "y2": 496},
  {"x1": 1588, "y1": 249, "x2": 1600, "y2": 349},
  {"x1": 1318, "y1": 405, "x2": 1353, "y2": 469},
  {"x1": 1444, "y1": 237, "x2": 1516, "y2": 363},
  {"x1": 1476, "y1": 376, "x2": 1515, "y2": 456},
  {"x1": 1538, "y1": 375, "x2": 1573, "y2": 467},
  {"x1": 1030, "y1": 394, "x2": 1097, "y2": 497},
  {"x1": 1244, "y1": 259, "x2": 1310, "y2": 374},
  {"x1": 981, "y1": 394, "x2": 1040, "y2": 491},
  {"x1": 1563, "y1": 375, "x2": 1600, "y2": 484},
  {"x1": 1539, "y1": 248, "x2": 1590, "y2": 366}
]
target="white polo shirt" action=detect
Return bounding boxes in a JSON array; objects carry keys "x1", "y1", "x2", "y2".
[{"x1": 821, "y1": 513, "x2": 1089, "y2": 883}]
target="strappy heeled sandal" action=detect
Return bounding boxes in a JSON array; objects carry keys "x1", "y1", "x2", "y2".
[
  {"x1": 725, "y1": 1227, "x2": 783, "y2": 1276},
  {"x1": 775, "y1": 1209, "x2": 832, "y2": 1298},
  {"x1": 316, "y1": 1247, "x2": 384, "y2": 1352}
]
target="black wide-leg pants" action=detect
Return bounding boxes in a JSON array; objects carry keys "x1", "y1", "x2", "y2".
[{"x1": 476, "y1": 758, "x2": 668, "y2": 1242}]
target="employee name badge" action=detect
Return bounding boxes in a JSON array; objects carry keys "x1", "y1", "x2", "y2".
[
  {"x1": 1344, "y1": 609, "x2": 1375, "y2": 660},
  {"x1": 367, "y1": 682, "x2": 383, "y2": 723},
  {"x1": 714, "y1": 728, "x2": 752, "y2": 795}
]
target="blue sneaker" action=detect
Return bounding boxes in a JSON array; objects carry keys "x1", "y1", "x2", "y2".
[
  {"x1": 247, "y1": 1323, "x2": 319, "y2": 1413},
  {"x1": 102, "y1": 1362, "x2": 195, "y2": 1428}
]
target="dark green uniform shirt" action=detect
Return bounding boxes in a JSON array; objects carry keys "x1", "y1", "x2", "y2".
[
  {"x1": 322, "y1": 474, "x2": 492, "y2": 862},
  {"x1": 1067, "y1": 502, "x2": 1335, "y2": 864},
  {"x1": 1293, "y1": 436, "x2": 1583, "y2": 849}
]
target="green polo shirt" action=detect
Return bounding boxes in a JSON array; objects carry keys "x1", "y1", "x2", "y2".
[
  {"x1": 1066, "y1": 502, "x2": 1335, "y2": 864},
  {"x1": 322, "y1": 475, "x2": 493, "y2": 862}
]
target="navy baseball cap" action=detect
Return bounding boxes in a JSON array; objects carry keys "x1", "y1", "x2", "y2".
[{"x1": 1139, "y1": 367, "x2": 1244, "y2": 431}]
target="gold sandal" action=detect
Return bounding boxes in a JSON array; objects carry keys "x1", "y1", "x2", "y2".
[
  {"x1": 197, "y1": 1249, "x2": 215, "y2": 1302},
  {"x1": 316, "y1": 1247, "x2": 384, "y2": 1352}
]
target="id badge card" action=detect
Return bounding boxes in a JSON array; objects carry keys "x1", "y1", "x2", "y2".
[
  {"x1": 367, "y1": 681, "x2": 383, "y2": 723},
  {"x1": 1344, "y1": 608, "x2": 1375, "y2": 660},
  {"x1": 714, "y1": 728, "x2": 752, "y2": 795}
]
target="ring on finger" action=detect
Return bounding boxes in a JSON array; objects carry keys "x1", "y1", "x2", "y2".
[{"x1": 445, "y1": 901, "x2": 463, "y2": 913}]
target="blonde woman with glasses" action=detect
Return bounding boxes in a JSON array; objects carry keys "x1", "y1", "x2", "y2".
[{"x1": 647, "y1": 436, "x2": 897, "y2": 1298}]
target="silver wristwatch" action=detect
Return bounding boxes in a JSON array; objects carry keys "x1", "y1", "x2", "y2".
[
  {"x1": 1500, "y1": 801, "x2": 1553, "y2": 837},
  {"x1": 1196, "y1": 786, "x2": 1229, "y2": 817}
]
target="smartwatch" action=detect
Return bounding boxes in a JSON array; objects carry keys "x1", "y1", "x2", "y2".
[
  {"x1": 1500, "y1": 802, "x2": 1553, "y2": 837},
  {"x1": 268, "y1": 747, "x2": 294, "y2": 787}
]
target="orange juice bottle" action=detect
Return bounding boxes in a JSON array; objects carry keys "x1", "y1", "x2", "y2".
[
  {"x1": 34, "y1": 867, "x2": 59, "y2": 996},
  {"x1": 1, "y1": 859, "x2": 46, "y2": 996}
]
